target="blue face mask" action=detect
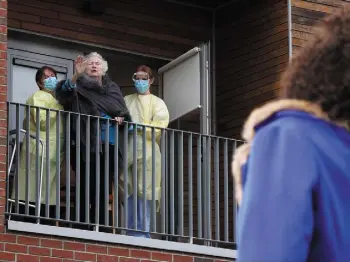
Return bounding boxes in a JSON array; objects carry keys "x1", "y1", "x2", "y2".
[
  {"x1": 134, "y1": 79, "x2": 149, "y2": 94},
  {"x1": 43, "y1": 76, "x2": 58, "y2": 90}
]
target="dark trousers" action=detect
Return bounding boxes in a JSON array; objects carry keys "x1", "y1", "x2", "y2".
[{"x1": 72, "y1": 144, "x2": 116, "y2": 227}]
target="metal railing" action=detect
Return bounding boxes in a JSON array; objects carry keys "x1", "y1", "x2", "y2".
[{"x1": 6, "y1": 102, "x2": 242, "y2": 248}]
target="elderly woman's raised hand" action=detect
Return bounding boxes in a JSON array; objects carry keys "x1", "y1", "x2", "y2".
[
  {"x1": 74, "y1": 55, "x2": 86, "y2": 76},
  {"x1": 71, "y1": 55, "x2": 87, "y2": 83}
]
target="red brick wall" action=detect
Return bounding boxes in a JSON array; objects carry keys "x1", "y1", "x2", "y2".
[
  {"x1": 7, "y1": 0, "x2": 212, "y2": 59},
  {"x1": 216, "y1": 0, "x2": 288, "y2": 241},
  {"x1": 0, "y1": 0, "x2": 6, "y2": 247},
  {"x1": 0, "y1": 0, "x2": 9, "y2": 260},
  {"x1": 216, "y1": 0, "x2": 288, "y2": 138},
  {"x1": 291, "y1": 0, "x2": 350, "y2": 55},
  {"x1": 0, "y1": 232, "x2": 232, "y2": 262}
]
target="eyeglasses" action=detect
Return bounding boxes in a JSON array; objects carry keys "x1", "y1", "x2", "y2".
[{"x1": 132, "y1": 72, "x2": 149, "y2": 81}]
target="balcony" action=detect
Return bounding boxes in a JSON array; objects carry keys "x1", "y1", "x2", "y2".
[{"x1": 5, "y1": 102, "x2": 240, "y2": 259}]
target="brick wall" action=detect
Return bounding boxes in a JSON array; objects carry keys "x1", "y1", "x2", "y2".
[
  {"x1": 0, "y1": 232, "x2": 233, "y2": 262},
  {"x1": 216, "y1": 0, "x2": 288, "y2": 138},
  {"x1": 0, "y1": 0, "x2": 6, "y2": 260},
  {"x1": 0, "y1": 0, "x2": 9, "y2": 259},
  {"x1": 7, "y1": 0, "x2": 212, "y2": 59},
  {"x1": 215, "y1": 0, "x2": 288, "y2": 242},
  {"x1": 291, "y1": 0, "x2": 350, "y2": 55}
]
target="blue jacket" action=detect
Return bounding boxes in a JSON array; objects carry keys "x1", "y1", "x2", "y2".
[{"x1": 236, "y1": 101, "x2": 350, "y2": 262}]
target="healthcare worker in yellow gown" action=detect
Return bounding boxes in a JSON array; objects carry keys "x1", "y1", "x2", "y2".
[
  {"x1": 13, "y1": 66, "x2": 64, "y2": 218},
  {"x1": 123, "y1": 65, "x2": 169, "y2": 238}
]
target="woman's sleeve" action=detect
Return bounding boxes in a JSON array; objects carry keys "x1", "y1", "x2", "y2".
[
  {"x1": 237, "y1": 121, "x2": 318, "y2": 262},
  {"x1": 57, "y1": 79, "x2": 76, "y2": 92},
  {"x1": 55, "y1": 79, "x2": 77, "y2": 108}
]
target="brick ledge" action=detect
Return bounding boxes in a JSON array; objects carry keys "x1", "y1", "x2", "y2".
[{"x1": 7, "y1": 220, "x2": 236, "y2": 260}]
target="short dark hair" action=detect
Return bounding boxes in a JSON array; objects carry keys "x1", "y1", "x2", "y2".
[
  {"x1": 280, "y1": 7, "x2": 350, "y2": 121},
  {"x1": 35, "y1": 66, "x2": 57, "y2": 84}
]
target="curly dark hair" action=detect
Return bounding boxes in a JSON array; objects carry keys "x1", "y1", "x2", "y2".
[{"x1": 280, "y1": 7, "x2": 350, "y2": 121}]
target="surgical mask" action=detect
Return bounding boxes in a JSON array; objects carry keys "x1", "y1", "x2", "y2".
[
  {"x1": 43, "y1": 77, "x2": 58, "y2": 90},
  {"x1": 134, "y1": 79, "x2": 149, "y2": 94}
]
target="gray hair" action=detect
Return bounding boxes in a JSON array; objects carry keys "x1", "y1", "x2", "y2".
[{"x1": 84, "y1": 52, "x2": 108, "y2": 75}]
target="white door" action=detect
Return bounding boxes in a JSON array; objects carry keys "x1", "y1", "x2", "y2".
[
  {"x1": 7, "y1": 49, "x2": 74, "y2": 133},
  {"x1": 158, "y1": 43, "x2": 211, "y2": 135},
  {"x1": 157, "y1": 43, "x2": 211, "y2": 237}
]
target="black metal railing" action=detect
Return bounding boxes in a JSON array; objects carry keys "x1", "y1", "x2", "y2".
[{"x1": 6, "y1": 102, "x2": 242, "y2": 248}]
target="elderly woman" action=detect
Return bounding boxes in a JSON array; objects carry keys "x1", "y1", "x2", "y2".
[
  {"x1": 14, "y1": 66, "x2": 64, "y2": 219},
  {"x1": 232, "y1": 8, "x2": 350, "y2": 262},
  {"x1": 55, "y1": 52, "x2": 131, "y2": 228},
  {"x1": 122, "y1": 65, "x2": 169, "y2": 238}
]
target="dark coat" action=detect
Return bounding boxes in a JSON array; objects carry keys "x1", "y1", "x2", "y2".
[{"x1": 55, "y1": 74, "x2": 131, "y2": 166}]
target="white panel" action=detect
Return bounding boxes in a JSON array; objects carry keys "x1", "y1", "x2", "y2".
[
  {"x1": 163, "y1": 53, "x2": 201, "y2": 122},
  {"x1": 12, "y1": 65, "x2": 38, "y2": 104}
]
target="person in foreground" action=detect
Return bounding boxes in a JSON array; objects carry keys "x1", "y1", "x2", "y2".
[
  {"x1": 122, "y1": 65, "x2": 169, "y2": 238},
  {"x1": 232, "y1": 8, "x2": 350, "y2": 262}
]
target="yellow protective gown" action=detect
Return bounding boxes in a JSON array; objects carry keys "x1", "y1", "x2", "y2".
[
  {"x1": 121, "y1": 94, "x2": 169, "y2": 201},
  {"x1": 13, "y1": 90, "x2": 64, "y2": 206}
]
